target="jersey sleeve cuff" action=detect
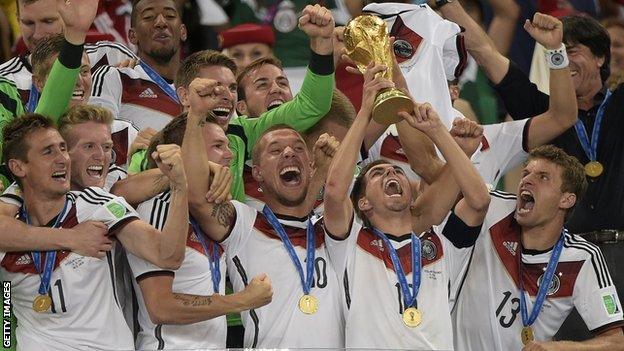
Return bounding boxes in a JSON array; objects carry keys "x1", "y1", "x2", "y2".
[
  {"x1": 308, "y1": 51, "x2": 334, "y2": 76},
  {"x1": 108, "y1": 217, "x2": 140, "y2": 237},
  {"x1": 522, "y1": 118, "x2": 533, "y2": 153},
  {"x1": 136, "y1": 270, "x2": 175, "y2": 282},
  {"x1": 323, "y1": 214, "x2": 354, "y2": 241},
  {"x1": 442, "y1": 210, "x2": 482, "y2": 248},
  {"x1": 58, "y1": 40, "x2": 85, "y2": 69},
  {"x1": 590, "y1": 320, "x2": 624, "y2": 336}
]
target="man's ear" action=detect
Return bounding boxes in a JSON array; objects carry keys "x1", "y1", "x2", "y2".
[
  {"x1": 236, "y1": 100, "x2": 248, "y2": 116},
  {"x1": 559, "y1": 192, "x2": 577, "y2": 210},
  {"x1": 177, "y1": 86, "x2": 189, "y2": 108},
  {"x1": 252, "y1": 164, "x2": 263, "y2": 183},
  {"x1": 128, "y1": 28, "x2": 138, "y2": 46},
  {"x1": 8, "y1": 159, "x2": 26, "y2": 179},
  {"x1": 358, "y1": 197, "x2": 372, "y2": 213}
]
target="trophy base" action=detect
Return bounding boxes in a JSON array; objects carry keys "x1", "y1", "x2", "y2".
[{"x1": 372, "y1": 88, "x2": 414, "y2": 125}]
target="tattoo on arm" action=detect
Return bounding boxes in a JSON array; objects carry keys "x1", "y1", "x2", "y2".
[
  {"x1": 173, "y1": 294, "x2": 213, "y2": 307},
  {"x1": 211, "y1": 202, "x2": 236, "y2": 229}
]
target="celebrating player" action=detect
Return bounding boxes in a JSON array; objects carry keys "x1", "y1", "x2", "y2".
[
  {"x1": 181, "y1": 77, "x2": 344, "y2": 348},
  {"x1": 126, "y1": 111, "x2": 273, "y2": 350},
  {"x1": 0, "y1": 114, "x2": 189, "y2": 350},
  {"x1": 322, "y1": 63, "x2": 490, "y2": 349},
  {"x1": 452, "y1": 145, "x2": 624, "y2": 350}
]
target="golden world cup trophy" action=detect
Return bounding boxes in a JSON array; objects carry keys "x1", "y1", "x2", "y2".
[{"x1": 343, "y1": 15, "x2": 413, "y2": 125}]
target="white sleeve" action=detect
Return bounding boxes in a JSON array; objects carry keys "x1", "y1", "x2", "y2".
[
  {"x1": 574, "y1": 250, "x2": 624, "y2": 332},
  {"x1": 220, "y1": 201, "x2": 257, "y2": 257},
  {"x1": 75, "y1": 187, "x2": 139, "y2": 232},
  {"x1": 126, "y1": 251, "x2": 173, "y2": 280},
  {"x1": 125, "y1": 195, "x2": 174, "y2": 278},
  {"x1": 323, "y1": 216, "x2": 361, "y2": 281},
  {"x1": 89, "y1": 65, "x2": 122, "y2": 118},
  {"x1": 478, "y1": 119, "x2": 530, "y2": 184},
  {"x1": 85, "y1": 41, "x2": 136, "y2": 68},
  {"x1": 0, "y1": 182, "x2": 22, "y2": 207}
]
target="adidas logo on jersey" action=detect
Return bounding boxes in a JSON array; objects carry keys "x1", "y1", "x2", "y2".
[
  {"x1": 371, "y1": 239, "x2": 385, "y2": 252},
  {"x1": 139, "y1": 88, "x2": 158, "y2": 99},
  {"x1": 16, "y1": 254, "x2": 32, "y2": 265},
  {"x1": 503, "y1": 241, "x2": 518, "y2": 256}
]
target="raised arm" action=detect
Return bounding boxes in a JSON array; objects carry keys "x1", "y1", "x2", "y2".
[
  {"x1": 137, "y1": 273, "x2": 272, "y2": 325},
  {"x1": 240, "y1": 5, "x2": 336, "y2": 152},
  {"x1": 116, "y1": 144, "x2": 189, "y2": 269},
  {"x1": 523, "y1": 13, "x2": 578, "y2": 149},
  {"x1": 303, "y1": 133, "x2": 339, "y2": 212},
  {"x1": 110, "y1": 168, "x2": 170, "y2": 206},
  {"x1": 487, "y1": 0, "x2": 521, "y2": 56},
  {"x1": 324, "y1": 65, "x2": 394, "y2": 237},
  {"x1": 436, "y1": 0, "x2": 510, "y2": 84},
  {"x1": 182, "y1": 78, "x2": 236, "y2": 242},
  {"x1": 35, "y1": 0, "x2": 99, "y2": 122},
  {"x1": 400, "y1": 108, "x2": 490, "y2": 229}
]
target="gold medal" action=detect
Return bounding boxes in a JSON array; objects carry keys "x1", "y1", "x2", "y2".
[
  {"x1": 33, "y1": 294, "x2": 51, "y2": 313},
  {"x1": 402, "y1": 307, "x2": 422, "y2": 328},
  {"x1": 298, "y1": 294, "x2": 318, "y2": 314},
  {"x1": 521, "y1": 326, "x2": 534, "y2": 345},
  {"x1": 585, "y1": 161, "x2": 603, "y2": 177}
]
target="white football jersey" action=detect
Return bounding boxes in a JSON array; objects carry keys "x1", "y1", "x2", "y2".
[
  {"x1": 0, "y1": 187, "x2": 139, "y2": 351},
  {"x1": 90, "y1": 65, "x2": 182, "y2": 131},
  {"x1": 363, "y1": 3, "x2": 465, "y2": 128},
  {"x1": 127, "y1": 191, "x2": 227, "y2": 350},
  {"x1": 223, "y1": 201, "x2": 344, "y2": 348},
  {"x1": 111, "y1": 118, "x2": 139, "y2": 168},
  {"x1": 325, "y1": 216, "x2": 475, "y2": 350},
  {"x1": 0, "y1": 41, "x2": 136, "y2": 105},
  {"x1": 452, "y1": 192, "x2": 624, "y2": 350}
]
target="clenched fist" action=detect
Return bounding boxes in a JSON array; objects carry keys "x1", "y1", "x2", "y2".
[
  {"x1": 242, "y1": 273, "x2": 273, "y2": 310},
  {"x1": 152, "y1": 144, "x2": 187, "y2": 190},
  {"x1": 450, "y1": 118, "x2": 484, "y2": 157}
]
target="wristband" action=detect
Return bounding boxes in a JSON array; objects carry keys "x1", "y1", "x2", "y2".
[{"x1": 544, "y1": 43, "x2": 569, "y2": 70}]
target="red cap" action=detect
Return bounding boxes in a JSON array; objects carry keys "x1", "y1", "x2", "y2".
[
  {"x1": 219, "y1": 24, "x2": 275, "y2": 49},
  {"x1": 537, "y1": 0, "x2": 576, "y2": 18}
]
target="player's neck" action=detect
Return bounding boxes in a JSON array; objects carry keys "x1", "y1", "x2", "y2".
[
  {"x1": 139, "y1": 54, "x2": 179, "y2": 82},
  {"x1": 520, "y1": 219, "x2": 565, "y2": 251},
  {"x1": 264, "y1": 198, "x2": 310, "y2": 219},
  {"x1": 368, "y1": 210, "x2": 413, "y2": 236},
  {"x1": 22, "y1": 187, "x2": 66, "y2": 227}
]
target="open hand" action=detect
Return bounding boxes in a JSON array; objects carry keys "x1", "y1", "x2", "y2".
[{"x1": 69, "y1": 221, "x2": 112, "y2": 258}]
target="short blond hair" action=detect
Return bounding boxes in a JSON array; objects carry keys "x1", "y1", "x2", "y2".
[{"x1": 58, "y1": 105, "x2": 113, "y2": 140}]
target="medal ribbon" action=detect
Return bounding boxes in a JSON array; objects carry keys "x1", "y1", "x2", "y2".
[
  {"x1": 26, "y1": 84, "x2": 39, "y2": 112},
  {"x1": 189, "y1": 217, "x2": 221, "y2": 293},
  {"x1": 518, "y1": 230, "x2": 565, "y2": 328},
  {"x1": 21, "y1": 199, "x2": 69, "y2": 296},
  {"x1": 371, "y1": 228, "x2": 421, "y2": 309},
  {"x1": 262, "y1": 205, "x2": 315, "y2": 295},
  {"x1": 138, "y1": 61, "x2": 179, "y2": 103},
  {"x1": 573, "y1": 90, "x2": 612, "y2": 162}
]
